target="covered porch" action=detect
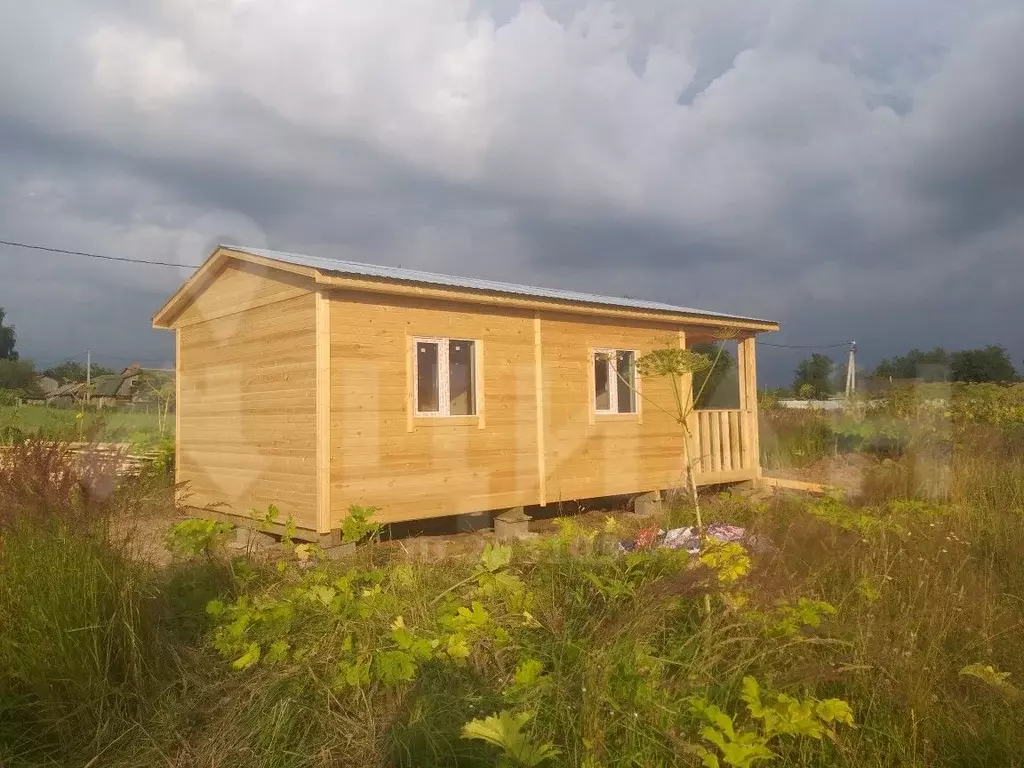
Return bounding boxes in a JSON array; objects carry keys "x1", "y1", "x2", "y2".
[{"x1": 685, "y1": 335, "x2": 762, "y2": 486}]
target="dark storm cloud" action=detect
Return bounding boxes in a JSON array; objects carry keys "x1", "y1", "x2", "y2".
[{"x1": 0, "y1": 0, "x2": 1022, "y2": 383}]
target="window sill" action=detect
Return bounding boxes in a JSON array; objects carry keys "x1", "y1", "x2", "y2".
[
  {"x1": 593, "y1": 412, "x2": 640, "y2": 421},
  {"x1": 413, "y1": 415, "x2": 480, "y2": 427}
]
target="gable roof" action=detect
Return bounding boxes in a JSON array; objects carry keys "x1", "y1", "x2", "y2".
[
  {"x1": 91, "y1": 374, "x2": 124, "y2": 398},
  {"x1": 154, "y1": 245, "x2": 780, "y2": 332},
  {"x1": 49, "y1": 381, "x2": 84, "y2": 398}
]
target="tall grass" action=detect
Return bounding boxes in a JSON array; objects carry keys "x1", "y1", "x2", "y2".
[
  {"x1": 759, "y1": 409, "x2": 838, "y2": 469},
  {"x1": 1, "y1": 415, "x2": 1023, "y2": 767},
  {"x1": 0, "y1": 521, "x2": 167, "y2": 763},
  {"x1": 0, "y1": 441, "x2": 210, "y2": 767},
  {"x1": 0, "y1": 404, "x2": 167, "y2": 445}
]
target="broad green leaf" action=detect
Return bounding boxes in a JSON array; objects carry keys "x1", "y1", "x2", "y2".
[
  {"x1": 232, "y1": 643, "x2": 261, "y2": 671},
  {"x1": 959, "y1": 664, "x2": 1020, "y2": 699},
  {"x1": 374, "y1": 650, "x2": 417, "y2": 684},
  {"x1": 514, "y1": 658, "x2": 546, "y2": 688},
  {"x1": 462, "y1": 710, "x2": 559, "y2": 767},
  {"x1": 720, "y1": 741, "x2": 775, "y2": 768},
  {"x1": 695, "y1": 746, "x2": 721, "y2": 768},
  {"x1": 264, "y1": 640, "x2": 289, "y2": 665},
  {"x1": 960, "y1": 663, "x2": 1011, "y2": 687},
  {"x1": 456, "y1": 601, "x2": 491, "y2": 629},
  {"x1": 391, "y1": 627, "x2": 414, "y2": 649},
  {"x1": 706, "y1": 706, "x2": 736, "y2": 741},
  {"x1": 446, "y1": 633, "x2": 471, "y2": 660},
  {"x1": 311, "y1": 586, "x2": 336, "y2": 606},
  {"x1": 336, "y1": 658, "x2": 370, "y2": 688},
  {"x1": 701, "y1": 726, "x2": 728, "y2": 752},
  {"x1": 481, "y1": 543, "x2": 513, "y2": 572},
  {"x1": 408, "y1": 638, "x2": 435, "y2": 660},
  {"x1": 815, "y1": 699, "x2": 855, "y2": 725},
  {"x1": 740, "y1": 677, "x2": 763, "y2": 716}
]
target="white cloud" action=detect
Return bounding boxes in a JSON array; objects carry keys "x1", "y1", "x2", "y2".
[
  {"x1": 0, "y1": 0, "x2": 1022, "y2": 373},
  {"x1": 87, "y1": 23, "x2": 207, "y2": 109},
  {"x1": 112, "y1": 0, "x2": 1008, "y2": 255}
]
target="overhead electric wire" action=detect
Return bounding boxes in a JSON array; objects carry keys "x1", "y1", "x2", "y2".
[
  {"x1": 4, "y1": 237, "x2": 857, "y2": 360},
  {"x1": 74, "y1": 352, "x2": 172, "y2": 363},
  {"x1": 0, "y1": 238, "x2": 201, "y2": 269},
  {"x1": 759, "y1": 341, "x2": 852, "y2": 349},
  {"x1": 33, "y1": 352, "x2": 173, "y2": 365}
]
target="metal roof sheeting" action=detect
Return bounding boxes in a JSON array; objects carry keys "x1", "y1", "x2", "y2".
[{"x1": 226, "y1": 245, "x2": 775, "y2": 325}]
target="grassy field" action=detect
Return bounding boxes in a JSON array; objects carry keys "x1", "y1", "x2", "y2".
[
  {"x1": 1, "y1": 386, "x2": 1022, "y2": 767},
  {"x1": 0, "y1": 404, "x2": 169, "y2": 447}
]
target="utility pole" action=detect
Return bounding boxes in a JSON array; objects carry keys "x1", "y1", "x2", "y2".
[
  {"x1": 845, "y1": 341, "x2": 857, "y2": 398},
  {"x1": 86, "y1": 349, "x2": 91, "y2": 405}
]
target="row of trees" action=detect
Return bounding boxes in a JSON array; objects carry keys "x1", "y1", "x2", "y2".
[
  {"x1": 0, "y1": 307, "x2": 36, "y2": 398},
  {"x1": 872, "y1": 346, "x2": 1019, "y2": 384},
  {"x1": 0, "y1": 306, "x2": 117, "y2": 397},
  {"x1": 5, "y1": 303, "x2": 1021, "y2": 405},
  {"x1": 790, "y1": 345, "x2": 1020, "y2": 399}
]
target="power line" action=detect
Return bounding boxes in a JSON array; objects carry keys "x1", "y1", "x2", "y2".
[
  {"x1": 0, "y1": 238, "x2": 201, "y2": 269},
  {"x1": 759, "y1": 341, "x2": 851, "y2": 349},
  {"x1": 79, "y1": 353, "x2": 172, "y2": 363},
  {"x1": 4, "y1": 237, "x2": 861, "y2": 359},
  {"x1": 31, "y1": 352, "x2": 173, "y2": 366}
]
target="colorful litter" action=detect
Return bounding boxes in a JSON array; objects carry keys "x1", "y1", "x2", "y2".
[{"x1": 618, "y1": 523, "x2": 764, "y2": 555}]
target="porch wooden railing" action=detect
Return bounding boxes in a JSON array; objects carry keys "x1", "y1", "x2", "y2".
[{"x1": 689, "y1": 408, "x2": 756, "y2": 479}]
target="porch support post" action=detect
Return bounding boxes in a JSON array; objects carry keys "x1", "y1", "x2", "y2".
[
  {"x1": 737, "y1": 336, "x2": 761, "y2": 477},
  {"x1": 679, "y1": 330, "x2": 699, "y2": 477}
]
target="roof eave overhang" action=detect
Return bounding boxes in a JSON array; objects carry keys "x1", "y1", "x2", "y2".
[
  {"x1": 153, "y1": 247, "x2": 780, "y2": 334},
  {"x1": 314, "y1": 271, "x2": 780, "y2": 333}
]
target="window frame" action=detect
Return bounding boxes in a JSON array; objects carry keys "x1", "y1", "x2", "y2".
[
  {"x1": 592, "y1": 347, "x2": 640, "y2": 416},
  {"x1": 412, "y1": 336, "x2": 480, "y2": 418}
]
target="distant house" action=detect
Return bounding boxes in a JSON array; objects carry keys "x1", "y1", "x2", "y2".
[
  {"x1": 119, "y1": 364, "x2": 175, "y2": 404},
  {"x1": 90, "y1": 373, "x2": 129, "y2": 406},
  {"x1": 22, "y1": 376, "x2": 60, "y2": 404},
  {"x1": 36, "y1": 376, "x2": 59, "y2": 396},
  {"x1": 45, "y1": 364, "x2": 176, "y2": 408},
  {"x1": 46, "y1": 381, "x2": 85, "y2": 405}
]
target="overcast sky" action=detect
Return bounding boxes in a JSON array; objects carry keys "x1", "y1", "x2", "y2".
[{"x1": 1, "y1": 0, "x2": 1021, "y2": 385}]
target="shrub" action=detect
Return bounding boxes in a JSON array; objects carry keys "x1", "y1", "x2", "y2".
[
  {"x1": 0, "y1": 442, "x2": 179, "y2": 765},
  {"x1": 0, "y1": 519, "x2": 171, "y2": 762},
  {"x1": 1, "y1": 416, "x2": 1022, "y2": 767}
]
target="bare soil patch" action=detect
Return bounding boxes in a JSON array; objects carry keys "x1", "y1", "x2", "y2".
[{"x1": 764, "y1": 452, "x2": 873, "y2": 493}]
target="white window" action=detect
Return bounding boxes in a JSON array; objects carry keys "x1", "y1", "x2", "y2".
[
  {"x1": 414, "y1": 338, "x2": 477, "y2": 416},
  {"x1": 593, "y1": 349, "x2": 638, "y2": 414}
]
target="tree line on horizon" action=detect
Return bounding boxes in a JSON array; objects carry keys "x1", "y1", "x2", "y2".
[
  {"x1": 785, "y1": 345, "x2": 1020, "y2": 400},
  {"x1": 2, "y1": 305, "x2": 1021, "y2": 404},
  {"x1": 1, "y1": 306, "x2": 118, "y2": 399}
]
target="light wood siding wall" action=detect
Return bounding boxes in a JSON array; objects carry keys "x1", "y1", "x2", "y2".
[
  {"x1": 177, "y1": 293, "x2": 318, "y2": 529},
  {"x1": 329, "y1": 291, "x2": 538, "y2": 525},
  {"x1": 168, "y1": 259, "x2": 765, "y2": 531},
  {"x1": 175, "y1": 259, "x2": 311, "y2": 327},
  {"x1": 539, "y1": 314, "x2": 687, "y2": 502}
]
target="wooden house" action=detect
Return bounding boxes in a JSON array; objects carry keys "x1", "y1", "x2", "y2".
[
  {"x1": 153, "y1": 247, "x2": 779, "y2": 539},
  {"x1": 36, "y1": 376, "x2": 59, "y2": 397},
  {"x1": 116, "y1": 364, "x2": 176, "y2": 406},
  {"x1": 45, "y1": 364, "x2": 175, "y2": 408}
]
